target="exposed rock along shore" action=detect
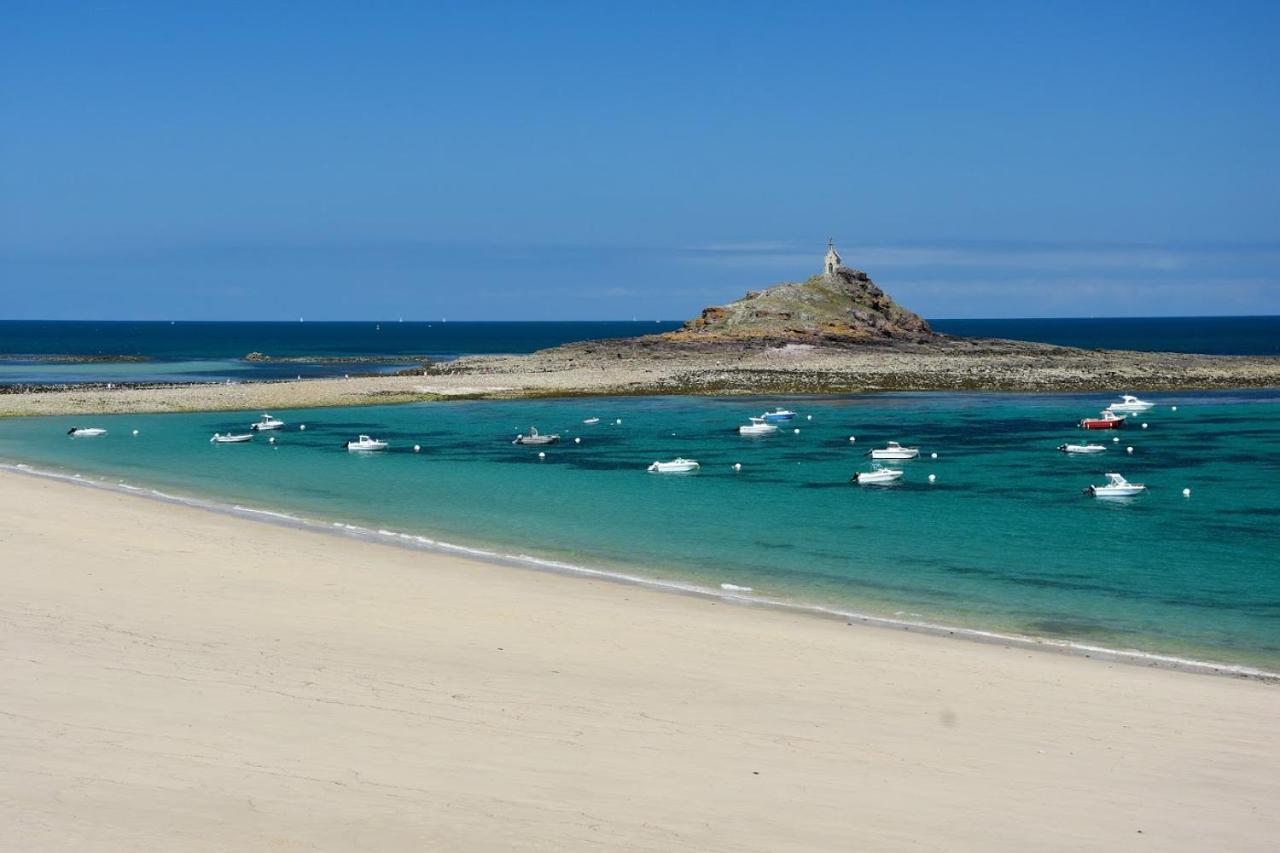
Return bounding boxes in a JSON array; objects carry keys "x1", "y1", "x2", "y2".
[{"x1": 2, "y1": 265, "x2": 1278, "y2": 416}]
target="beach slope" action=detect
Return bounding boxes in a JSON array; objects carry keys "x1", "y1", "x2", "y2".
[{"x1": 1, "y1": 471, "x2": 1277, "y2": 851}]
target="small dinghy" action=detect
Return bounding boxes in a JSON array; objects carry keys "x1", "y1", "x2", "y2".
[
  {"x1": 1107, "y1": 394, "x2": 1155, "y2": 414},
  {"x1": 211, "y1": 432, "x2": 253, "y2": 444},
  {"x1": 739, "y1": 416, "x2": 779, "y2": 436},
  {"x1": 1058, "y1": 443, "x2": 1106, "y2": 454},
  {"x1": 648, "y1": 458, "x2": 700, "y2": 473},
  {"x1": 582, "y1": 417, "x2": 601, "y2": 425},
  {"x1": 345, "y1": 434, "x2": 388, "y2": 452},
  {"x1": 66, "y1": 427, "x2": 108, "y2": 437},
  {"x1": 513, "y1": 427, "x2": 560, "y2": 446},
  {"x1": 760, "y1": 408, "x2": 796, "y2": 422},
  {"x1": 250, "y1": 413, "x2": 285, "y2": 431},
  {"x1": 1079, "y1": 410, "x2": 1126, "y2": 430},
  {"x1": 852, "y1": 467, "x2": 904, "y2": 485},
  {"x1": 868, "y1": 441, "x2": 920, "y2": 460},
  {"x1": 1085, "y1": 472, "x2": 1146, "y2": 498}
]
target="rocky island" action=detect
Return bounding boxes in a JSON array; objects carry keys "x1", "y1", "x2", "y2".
[{"x1": 3, "y1": 245, "x2": 1278, "y2": 416}]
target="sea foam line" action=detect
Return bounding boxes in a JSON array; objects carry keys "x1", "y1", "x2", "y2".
[{"x1": 1, "y1": 459, "x2": 1276, "y2": 683}]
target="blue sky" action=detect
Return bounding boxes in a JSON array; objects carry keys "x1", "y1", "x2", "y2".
[{"x1": 2, "y1": 1, "x2": 1278, "y2": 320}]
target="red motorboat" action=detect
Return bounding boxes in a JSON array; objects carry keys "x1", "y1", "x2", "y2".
[{"x1": 1079, "y1": 410, "x2": 1126, "y2": 430}]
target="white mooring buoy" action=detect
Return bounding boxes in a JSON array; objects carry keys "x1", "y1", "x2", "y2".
[
  {"x1": 928, "y1": 474, "x2": 937, "y2": 483},
  {"x1": 1182, "y1": 488, "x2": 1191, "y2": 497},
  {"x1": 1126, "y1": 446, "x2": 1134, "y2": 454},
  {"x1": 538, "y1": 451, "x2": 546, "y2": 459},
  {"x1": 299, "y1": 424, "x2": 306, "y2": 431},
  {"x1": 132, "y1": 429, "x2": 139, "y2": 436},
  {"x1": 806, "y1": 415, "x2": 812, "y2": 421},
  {"x1": 269, "y1": 436, "x2": 276, "y2": 444},
  {"x1": 733, "y1": 463, "x2": 742, "y2": 471},
  {"x1": 930, "y1": 452, "x2": 938, "y2": 459},
  {"x1": 414, "y1": 444, "x2": 421, "y2": 453},
  {"x1": 574, "y1": 437, "x2": 581, "y2": 444},
  {"x1": 793, "y1": 428, "x2": 800, "y2": 434},
  {"x1": 1113, "y1": 436, "x2": 1120, "y2": 443},
  {"x1": 1172, "y1": 406, "x2": 1178, "y2": 412}
]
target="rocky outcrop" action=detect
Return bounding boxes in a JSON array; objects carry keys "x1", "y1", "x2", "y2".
[{"x1": 667, "y1": 267, "x2": 935, "y2": 345}]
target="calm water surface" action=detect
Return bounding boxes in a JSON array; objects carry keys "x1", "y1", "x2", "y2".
[
  {"x1": 2, "y1": 317, "x2": 1276, "y2": 384},
  {"x1": 2, "y1": 391, "x2": 1278, "y2": 670}
]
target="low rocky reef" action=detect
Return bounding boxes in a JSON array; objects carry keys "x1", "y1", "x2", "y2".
[{"x1": 243, "y1": 352, "x2": 433, "y2": 365}]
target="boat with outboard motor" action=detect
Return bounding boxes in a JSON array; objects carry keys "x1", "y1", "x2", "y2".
[
  {"x1": 868, "y1": 441, "x2": 920, "y2": 460},
  {"x1": 582, "y1": 417, "x2": 600, "y2": 425},
  {"x1": 513, "y1": 427, "x2": 560, "y2": 446},
  {"x1": 345, "y1": 434, "x2": 389, "y2": 452},
  {"x1": 250, "y1": 414, "x2": 285, "y2": 431},
  {"x1": 739, "y1": 417, "x2": 779, "y2": 436},
  {"x1": 1079, "y1": 410, "x2": 1126, "y2": 430},
  {"x1": 647, "y1": 458, "x2": 700, "y2": 473},
  {"x1": 851, "y1": 467, "x2": 904, "y2": 485},
  {"x1": 1058, "y1": 443, "x2": 1106, "y2": 454},
  {"x1": 1085, "y1": 472, "x2": 1146, "y2": 497},
  {"x1": 1107, "y1": 394, "x2": 1155, "y2": 414},
  {"x1": 66, "y1": 427, "x2": 107, "y2": 437},
  {"x1": 760, "y1": 408, "x2": 796, "y2": 422},
  {"x1": 210, "y1": 433, "x2": 254, "y2": 444}
]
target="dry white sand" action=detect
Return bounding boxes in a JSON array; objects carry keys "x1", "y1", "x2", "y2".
[{"x1": 2, "y1": 470, "x2": 1277, "y2": 852}]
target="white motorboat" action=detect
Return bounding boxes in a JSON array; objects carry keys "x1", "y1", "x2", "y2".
[
  {"x1": 582, "y1": 417, "x2": 601, "y2": 425},
  {"x1": 1086, "y1": 472, "x2": 1146, "y2": 498},
  {"x1": 647, "y1": 458, "x2": 700, "y2": 473},
  {"x1": 761, "y1": 408, "x2": 796, "y2": 422},
  {"x1": 868, "y1": 441, "x2": 920, "y2": 460},
  {"x1": 1107, "y1": 394, "x2": 1155, "y2": 414},
  {"x1": 250, "y1": 413, "x2": 285, "y2": 431},
  {"x1": 211, "y1": 432, "x2": 254, "y2": 444},
  {"x1": 1058, "y1": 443, "x2": 1106, "y2": 454},
  {"x1": 346, "y1": 434, "x2": 389, "y2": 451},
  {"x1": 739, "y1": 416, "x2": 779, "y2": 436},
  {"x1": 851, "y1": 467, "x2": 904, "y2": 485},
  {"x1": 513, "y1": 427, "x2": 560, "y2": 446},
  {"x1": 66, "y1": 427, "x2": 107, "y2": 437}
]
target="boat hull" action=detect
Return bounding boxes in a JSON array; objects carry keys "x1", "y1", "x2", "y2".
[
  {"x1": 648, "y1": 461, "x2": 699, "y2": 473},
  {"x1": 852, "y1": 470, "x2": 903, "y2": 485},
  {"x1": 1079, "y1": 418, "x2": 1125, "y2": 430},
  {"x1": 1090, "y1": 485, "x2": 1145, "y2": 497},
  {"x1": 514, "y1": 436, "x2": 559, "y2": 445},
  {"x1": 869, "y1": 450, "x2": 919, "y2": 459}
]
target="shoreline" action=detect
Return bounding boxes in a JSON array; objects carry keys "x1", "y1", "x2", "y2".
[
  {"x1": 4, "y1": 461, "x2": 1275, "y2": 682},
  {"x1": 3, "y1": 336, "x2": 1279, "y2": 416},
  {"x1": 3, "y1": 464, "x2": 1278, "y2": 851}
]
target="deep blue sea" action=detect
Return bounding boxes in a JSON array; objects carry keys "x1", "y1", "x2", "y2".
[
  {"x1": 1, "y1": 316, "x2": 1276, "y2": 384},
  {"x1": 2, "y1": 391, "x2": 1278, "y2": 672}
]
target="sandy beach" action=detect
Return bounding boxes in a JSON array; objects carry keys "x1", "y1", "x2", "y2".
[
  {"x1": 4, "y1": 337, "x2": 1280, "y2": 417},
  {"x1": 1, "y1": 471, "x2": 1277, "y2": 851}
]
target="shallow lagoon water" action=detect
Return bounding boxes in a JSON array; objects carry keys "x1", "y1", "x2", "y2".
[{"x1": 2, "y1": 391, "x2": 1278, "y2": 670}]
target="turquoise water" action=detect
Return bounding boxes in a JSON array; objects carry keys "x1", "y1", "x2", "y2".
[{"x1": 2, "y1": 392, "x2": 1278, "y2": 670}]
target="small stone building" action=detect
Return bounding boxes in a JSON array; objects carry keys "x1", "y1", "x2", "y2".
[{"x1": 823, "y1": 239, "x2": 843, "y2": 277}]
